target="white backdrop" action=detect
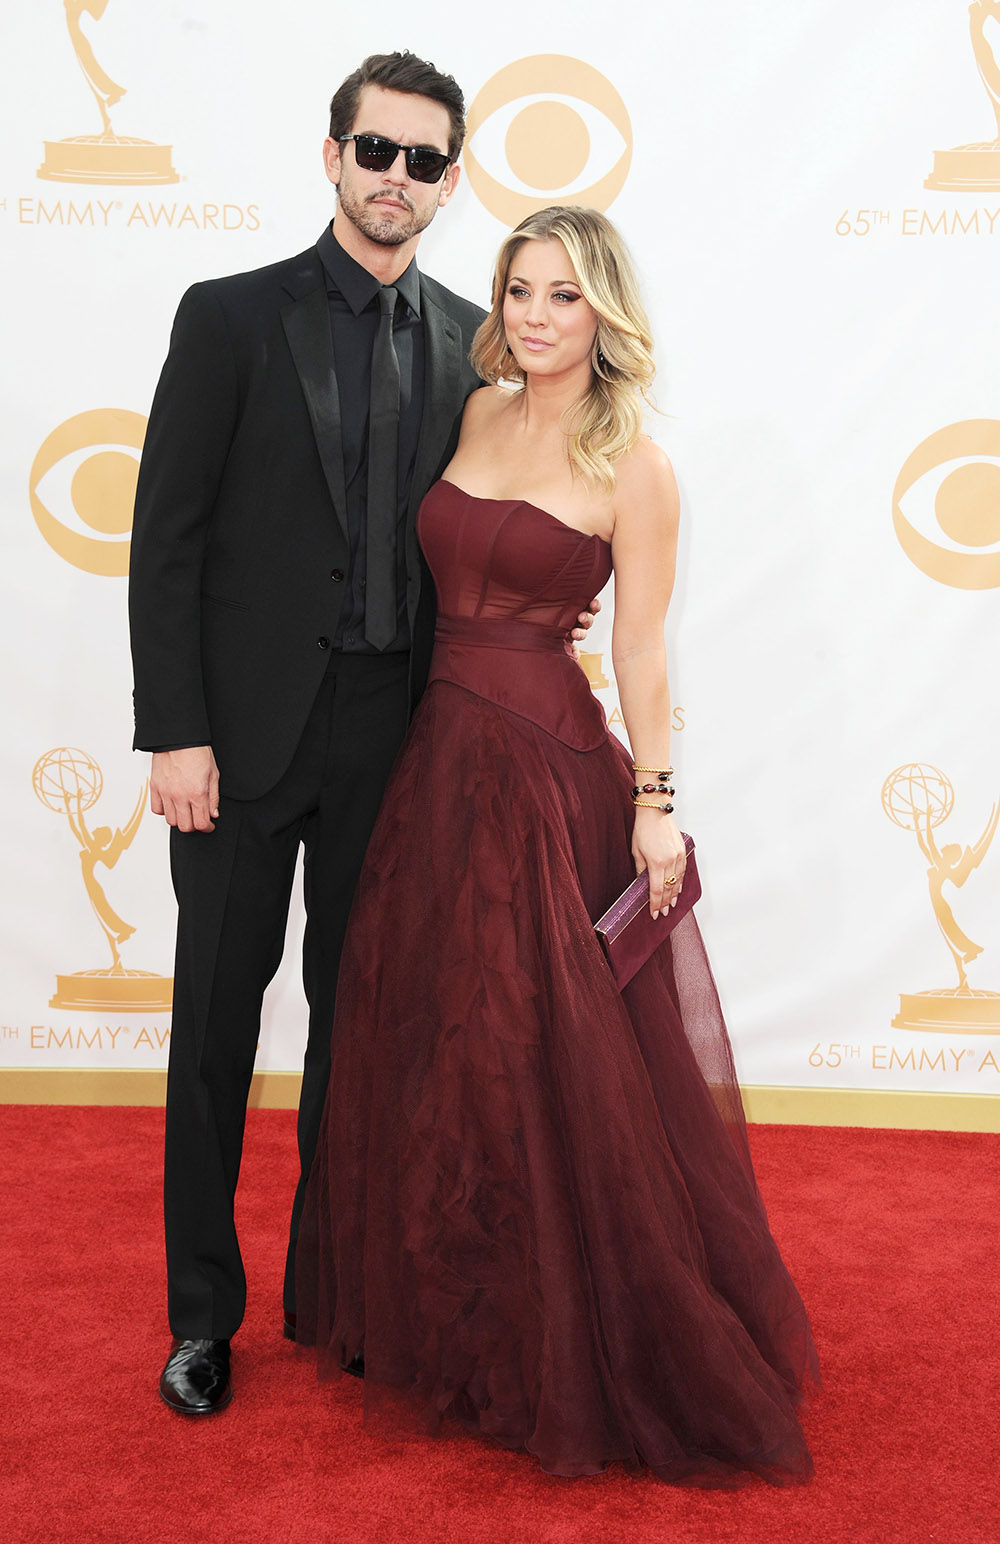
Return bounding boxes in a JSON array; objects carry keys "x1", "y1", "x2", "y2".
[{"x1": 2, "y1": 1, "x2": 999, "y2": 1103}]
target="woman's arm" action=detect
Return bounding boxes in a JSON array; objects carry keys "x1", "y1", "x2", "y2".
[{"x1": 610, "y1": 440, "x2": 686, "y2": 917}]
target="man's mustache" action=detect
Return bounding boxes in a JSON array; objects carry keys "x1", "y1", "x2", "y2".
[{"x1": 365, "y1": 191, "x2": 415, "y2": 213}]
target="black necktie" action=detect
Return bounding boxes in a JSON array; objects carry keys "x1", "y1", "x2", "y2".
[{"x1": 365, "y1": 285, "x2": 400, "y2": 651}]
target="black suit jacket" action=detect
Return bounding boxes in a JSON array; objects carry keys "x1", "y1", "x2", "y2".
[{"x1": 129, "y1": 242, "x2": 485, "y2": 800}]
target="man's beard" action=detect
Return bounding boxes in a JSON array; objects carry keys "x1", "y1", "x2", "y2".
[{"x1": 338, "y1": 184, "x2": 437, "y2": 247}]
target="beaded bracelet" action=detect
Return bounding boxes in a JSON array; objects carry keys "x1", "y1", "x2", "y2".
[
  {"x1": 632, "y1": 779, "x2": 675, "y2": 794},
  {"x1": 631, "y1": 763, "x2": 675, "y2": 813}
]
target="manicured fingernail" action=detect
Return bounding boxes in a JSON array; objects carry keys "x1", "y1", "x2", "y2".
[{"x1": 652, "y1": 909, "x2": 659, "y2": 920}]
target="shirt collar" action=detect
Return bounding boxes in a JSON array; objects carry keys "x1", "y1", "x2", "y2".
[{"x1": 317, "y1": 223, "x2": 421, "y2": 319}]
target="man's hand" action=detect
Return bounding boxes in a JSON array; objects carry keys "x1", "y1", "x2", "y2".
[
  {"x1": 150, "y1": 747, "x2": 221, "y2": 833},
  {"x1": 570, "y1": 595, "x2": 602, "y2": 661}
]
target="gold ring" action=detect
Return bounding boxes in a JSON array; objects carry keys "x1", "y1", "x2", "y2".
[{"x1": 666, "y1": 875, "x2": 677, "y2": 886}]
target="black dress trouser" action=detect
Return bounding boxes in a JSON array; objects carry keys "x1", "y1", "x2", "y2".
[{"x1": 163, "y1": 651, "x2": 410, "y2": 1340}]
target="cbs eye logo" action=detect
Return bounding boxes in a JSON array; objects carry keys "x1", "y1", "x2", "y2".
[
  {"x1": 892, "y1": 421, "x2": 1000, "y2": 590},
  {"x1": 29, "y1": 409, "x2": 146, "y2": 577},
  {"x1": 465, "y1": 55, "x2": 632, "y2": 224}
]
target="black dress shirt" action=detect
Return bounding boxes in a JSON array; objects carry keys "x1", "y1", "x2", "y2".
[{"x1": 317, "y1": 224, "x2": 425, "y2": 654}]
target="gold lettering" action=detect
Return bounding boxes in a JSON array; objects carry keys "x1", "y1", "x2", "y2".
[
  {"x1": 978, "y1": 1049, "x2": 1000, "y2": 1074},
  {"x1": 132, "y1": 1025, "x2": 170, "y2": 1049},
  {"x1": 918, "y1": 1048, "x2": 945, "y2": 1072},
  {"x1": 919, "y1": 209, "x2": 948, "y2": 236},
  {"x1": 952, "y1": 209, "x2": 980, "y2": 235},
  {"x1": 901, "y1": 209, "x2": 918, "y2": 235},
  {"x1": 30, "y1": 1025, "x2": 46, "y2": 1049},
  {"x1": 872, "y1": 1045, "x2": 887, "y2": 1068},
  {"x1": 15, "y1": 198, "x2": 260, "y2": 234},
  {"x1": 672, "y1": 706, "x2": 685, "y2": 731},
  {"x1": 888, "y1": 1047, "x2": 916, "y2": 1071}
]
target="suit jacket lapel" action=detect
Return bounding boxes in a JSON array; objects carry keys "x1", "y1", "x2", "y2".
[
  {"x1": 403, "y1": 287, "x2": 466, "y2": 638},
  {"x1": 409, "y1": 288, "x2": 464, "y2": 520},
  {"x1": 280, "y1": 282, "x2": 349, "y2": 541}
]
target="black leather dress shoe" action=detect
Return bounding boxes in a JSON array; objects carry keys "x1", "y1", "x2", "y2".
[
  {"x1": 282, "y1": 1311, "x2": 297, "y2": 1342},
  {"x1": 159, "y1": 1338, "x2": 232, "y2": 1415}
]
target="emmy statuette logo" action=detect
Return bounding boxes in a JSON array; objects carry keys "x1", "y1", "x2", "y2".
[
  {"x1": 38, "y1": 1, "x2": 178, "y2": 186},
  {"x1": 882, "y1": 763, "x2": 1000, "y2": 1033},
  {"x1": 32, "y1": 748, "x2": 172, "y2": 1012},
  {"x1": 579, "y1": 652, "x2": 610, "y2": 690},
  {"x1": 465, "y1": 56, "x2": 632, "y2": 225},
  {"x1": 926, "y1": 1, "x2": 1000, "y2": 190}
]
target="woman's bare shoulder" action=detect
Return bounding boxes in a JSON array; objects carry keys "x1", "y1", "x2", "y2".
[
  {"x1": 455, "y1": 383, "x2": 522, "y2": 456},
  {"x1": 613, "y1": 437, "x2": 679, "y2": 525},
  {"x1": 463, "y1": 381, "x2": 520, "y2": 424}
]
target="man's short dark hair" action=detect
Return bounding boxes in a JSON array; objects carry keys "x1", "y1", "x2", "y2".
[{"x1": 329, "y1": 51, "x2": 467, "y2": 163}]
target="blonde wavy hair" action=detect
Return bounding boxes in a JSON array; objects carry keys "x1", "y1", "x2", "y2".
[{"x1": 470, "y1": 206, "x2": 656, "y2": 491}]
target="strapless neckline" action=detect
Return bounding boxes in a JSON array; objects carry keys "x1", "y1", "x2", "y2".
[{"x1": 437, "y1": 480, "x2": 611, "y2": 550}]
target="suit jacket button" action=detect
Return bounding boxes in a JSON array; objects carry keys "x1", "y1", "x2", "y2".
[
  {"x1": 317, "y1": 636, "x2": 330, "y2": 649},
  {"x1": 331, "y1": 569, "x2": 344, "y2": 581}
]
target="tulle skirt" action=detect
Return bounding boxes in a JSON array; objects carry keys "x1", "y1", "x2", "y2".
[{"x1": 296, "y1": 680, "x2": 818, "y2": 1487}]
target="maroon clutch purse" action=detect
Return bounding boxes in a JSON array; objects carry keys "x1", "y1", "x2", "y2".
[{"x1": 594, "y1": 834, "x2": 700, "y2": 988}]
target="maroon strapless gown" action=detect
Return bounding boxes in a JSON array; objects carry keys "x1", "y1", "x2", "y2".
[{"x1": 296, "y1": 481, "x2": 818, "y2": 1487}]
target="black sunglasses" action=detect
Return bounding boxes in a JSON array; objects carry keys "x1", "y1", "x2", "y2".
[{"x1": 339, "y1": 133, "x2": 452, "y2": 185}]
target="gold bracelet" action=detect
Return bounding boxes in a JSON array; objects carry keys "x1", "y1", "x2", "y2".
[
  {"x1": 633, "y1": 799, "x2": 674, "y2": 812},
  {"x1": 632, "y1": 765, "x2": 673, "y2": 776}
]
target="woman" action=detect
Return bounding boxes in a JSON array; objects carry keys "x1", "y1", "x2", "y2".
[{"x1": 297, "y1": 206, "x2": 818, "y2": 1487}]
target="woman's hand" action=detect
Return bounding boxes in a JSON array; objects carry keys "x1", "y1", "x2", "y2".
[{"x1": 632, "y1": 807, "x2": 686, "y2": 919}]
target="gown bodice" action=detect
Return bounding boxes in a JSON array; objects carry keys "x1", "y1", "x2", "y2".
[{"x1": 418, "y1": 480, "x2": 614, "y2": 751}]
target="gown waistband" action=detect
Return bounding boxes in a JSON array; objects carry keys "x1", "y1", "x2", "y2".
[
  {"x1": 434, "y1": 615, "x2": 572, "y2": 654},
  {"x1": 428, "y1": 614, "x2": 607, "y2": 751}
]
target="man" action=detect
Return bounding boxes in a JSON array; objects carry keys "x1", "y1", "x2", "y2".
[{"x1": 130, "y1": 50, "x2": 593, "y2": 1417}]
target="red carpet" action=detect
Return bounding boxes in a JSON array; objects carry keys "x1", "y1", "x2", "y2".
[{"x1": 2, "y1": 1106, "x2": 995, "y2": 1543}]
